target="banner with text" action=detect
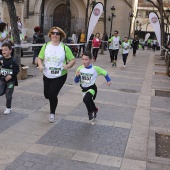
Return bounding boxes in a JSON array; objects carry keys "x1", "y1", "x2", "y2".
[
  {"x1": 87, "y1": 2, "x2": 103, "y2": 43},
  {"x1": 149, "y1": 12, "x2": 161, "y2": 46}
]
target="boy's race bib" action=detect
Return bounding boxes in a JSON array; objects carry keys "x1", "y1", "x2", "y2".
[
  {"x1": 81, "y1": 73, "x2": 93, "y2": 84},
  {"x1": 1, "y1": 68, "x2": 13, "y2": 76}
]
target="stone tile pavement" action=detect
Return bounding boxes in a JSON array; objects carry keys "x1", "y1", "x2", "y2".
[{"x1": 0, "y1": 49, "x2": 170, "y2": 170}]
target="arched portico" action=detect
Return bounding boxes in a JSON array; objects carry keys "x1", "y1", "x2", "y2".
[{"x1": 33, "y1": 0, "x2": 86, "y2": 35}]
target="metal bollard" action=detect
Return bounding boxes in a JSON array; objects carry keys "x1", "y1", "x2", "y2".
[{"x1": 166, "y1": 52, "x2": 170, "y2": 76}]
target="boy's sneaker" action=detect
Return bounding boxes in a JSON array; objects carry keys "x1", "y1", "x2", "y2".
[
  {"x1": 112, "y1": 63, "x2": 114, "y2": 67},
  {"x1": 123, "y1": 65, "x2": 125, "y2": 67},
  {"x1": 4, "y1": 108, "x2": 12, "y2": 114},
  {"x1": 88, "y1": 112, "x2": 94, "y2": 121},
  {"x1": 49, "y1": 113, "x2": 55, "y2": 123},
  {"x1": 115, "y1": 62, "x2": 117, "y2": 67},
  {"x1": 94, "y1": 108, "x2": 98, "y2": 118}
]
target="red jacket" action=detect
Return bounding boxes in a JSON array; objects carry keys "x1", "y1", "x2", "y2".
[{"x1": 92, "y1": 38, "x2": 101, "y2": 48}]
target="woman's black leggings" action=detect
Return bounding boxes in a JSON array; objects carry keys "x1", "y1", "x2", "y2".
[
  {"x1": 43, "y1": 74, "x2": 67, "y2": 114},
  {"x1": 83, "y1": 92, "x2": 97, "y2": 113},
  {"x1": 122, "y1": 53, "x2": 128, "y2": 65},
  {"x1": 93, "y1": 48, "x2": 99, "y2": 59}
]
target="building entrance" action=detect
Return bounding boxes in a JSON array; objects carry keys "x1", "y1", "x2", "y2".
[{"x1": 53, "y1": 4, "x2": 71, "y2": 34}]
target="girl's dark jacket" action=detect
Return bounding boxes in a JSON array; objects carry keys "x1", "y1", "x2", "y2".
[{"x1": 0, "y1": 56, "x2": 19, "y2": 86}]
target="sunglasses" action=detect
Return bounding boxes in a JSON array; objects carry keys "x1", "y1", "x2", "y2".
[
  {"x1": 114, "y1": 33, "x2": 117, "y2": 34},
  {"x1": 51, "y1": 32, "x2": 60, "y2": 35}
]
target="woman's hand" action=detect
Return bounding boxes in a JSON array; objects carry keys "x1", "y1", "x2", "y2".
[
  {"x1": 38, "y1": 65, "x2": 44, "y2": 72},
  {"x1": 5, "y1": 75, "x2": 12, "y2": 81},
  {"x1": 63, "y1": 65, "x2": 68, "y2": 70}
]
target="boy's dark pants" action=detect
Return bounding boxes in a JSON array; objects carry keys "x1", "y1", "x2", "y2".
[
  {"x1": 83, "y1": 92, "x2": 97, "y2": 114},
  {"x1": 0, "y1": 79, "x2": 15, "y2": 108}
]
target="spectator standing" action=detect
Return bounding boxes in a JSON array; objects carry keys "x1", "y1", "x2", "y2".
[
  {"x1": 132, "y1": 35, "x2": 139, "y2": 56},
  {"x1": 17, "y1": 17, "x2": 22, "y2": 32},
  {"x1": 92, "y1": 33, "x2": 102, "y2": 61},
  {"x1": 71, "y1": 31, "x2": 77, "y2": 44},
  {"x1": 78, "y1": 29, "x2": 86, "y2": 55},
  {"x1": 32, "y1": 26, "x2": 45, "y2": 65},
  {"x1": 0, "y1": 22, "x2": 9, "y2": 55}
]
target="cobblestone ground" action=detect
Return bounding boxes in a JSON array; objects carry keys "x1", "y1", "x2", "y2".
[{"x1": 0, "y1": 49, "x2": 170, "y2": 170}]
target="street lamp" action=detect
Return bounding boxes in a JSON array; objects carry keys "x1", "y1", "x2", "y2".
[
  {"x1": 108, "y1": 6, "x2": 116, "y2": 38},
  {"x1": 128, "y1": 12, "x2": 134, "y2": 38},
  {"x1": 90, "y1": 0, "x2": 96, "y2": 10},
  {"x1": 136, "y1": 20, "x2": 139, "y2": 31}
]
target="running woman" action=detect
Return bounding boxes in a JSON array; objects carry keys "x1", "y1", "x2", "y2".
[{"x1": 122, "y1": 36, "x2": 130, "y2": 67}]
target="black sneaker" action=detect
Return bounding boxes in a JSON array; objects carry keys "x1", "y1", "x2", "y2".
[{"x1": 94, "y1": 108, "x2": 98, "y2": 118}]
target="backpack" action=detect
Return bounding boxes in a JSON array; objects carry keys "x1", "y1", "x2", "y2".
[{"x1": 35, "y1": 33, "x2": 45, "y2": 44}]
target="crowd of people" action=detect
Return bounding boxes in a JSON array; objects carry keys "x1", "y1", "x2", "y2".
[{"x1": 0, "y1": 18, "x2": 161, "y2": 123}]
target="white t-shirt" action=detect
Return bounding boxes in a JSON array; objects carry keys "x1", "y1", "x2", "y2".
[
  {"x1": 122, "y1": 42, "x2": 130, "y2": 54},
  {"x1": 112, "y1": 36, "x2": 120, "y2": 50},
  {"x1": 39, "y1": 42, "x2": 74, "y2": 79},
  {"x1": 0, "y1": 31, "x2": 8, "y2": 48},
  {"x1": 71, "y1": 34, "x2": 77, "y2": 43}
]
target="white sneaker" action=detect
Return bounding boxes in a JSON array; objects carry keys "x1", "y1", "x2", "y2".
[
  {"x1": 123, "y1": 65, "x2": 125, "y2": 67},
  {"x1": 49, "y1": 113, "x2": 55, "y2": 123},
  {"x1": 4, "y1": 108, "x2": 12, "y2": 114}
]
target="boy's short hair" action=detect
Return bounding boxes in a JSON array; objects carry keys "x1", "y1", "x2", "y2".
[
  {"x1": 82, "y1": 51, "x2": 92, "y2": 59},
  {"x1": 2, "y1": 42, "x2": 12, "y2": 50}
]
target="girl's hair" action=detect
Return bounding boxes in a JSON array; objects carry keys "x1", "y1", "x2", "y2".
[
  {"x1": 2, "y1": 42, "x2": 12, "y2": 50},
  {"x1": 95, "y1": 32, "x2": 100, "y2": 37},
  {"x1": 82, "y1": 51, "x2": 92, "y2": 59},
  {"x1": 34, "y1": 26, "x2": 40, "y2": 33},
  {"x1": 48, "y1": 26, "x2": 66, "y2": 41},
  {"x1": 0, "y1": 22, "x2": 7, "y2": 32}
]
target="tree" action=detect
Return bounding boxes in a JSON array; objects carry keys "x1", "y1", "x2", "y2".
[
  {"x1": 85, "y1": 0, "x2": 90, "y2": 40},
  {"x1": 3, "y1": 0, "x2": 21, "y2": 64},
  {"x1": 100, "y1": 0, "x2": 107, "y2": 54}
]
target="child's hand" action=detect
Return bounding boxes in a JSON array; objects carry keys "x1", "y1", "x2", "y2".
[
  {"x1": 76, "y1": 71, "x2": 80, "y2": 76},
  {"x1": 107, "y1": 81, "x2": 111, "y2": 86},
  {"x1": 5, "y1": 75, "x2": 12, "y2": 81}
]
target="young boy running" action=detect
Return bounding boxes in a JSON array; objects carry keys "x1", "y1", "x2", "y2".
[
  {"x1": 0, "y1": 43, "x2": 19, "y2": 114},
  {"x1": 74, "y1": 51, "x2": 111, "y2": 122}
]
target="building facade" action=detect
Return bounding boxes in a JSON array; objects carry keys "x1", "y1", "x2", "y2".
[
  {"x1": 0, "y1": 0, "x2": 138, "y2": 39},
  {"x1": 136, "y1": 0, "x2": 170, "y2": 39}
]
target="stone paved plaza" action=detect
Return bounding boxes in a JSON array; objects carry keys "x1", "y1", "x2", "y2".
[{"x1": 0, "y1": 49, "x2": 170, "y2": 170}]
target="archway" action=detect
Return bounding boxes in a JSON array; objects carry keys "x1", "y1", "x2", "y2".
[{"x1": 53, "y1": 4, "x2": 71, "y2": 34}]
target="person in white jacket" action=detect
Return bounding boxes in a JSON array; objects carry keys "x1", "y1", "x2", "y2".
[{"x1": 71, "y1": 31, "x2": 77, "y2": 43}]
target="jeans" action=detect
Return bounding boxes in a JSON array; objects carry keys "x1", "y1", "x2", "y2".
[{"x1": 0, "y1": 79, "x2": 15, "y2": 108}]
